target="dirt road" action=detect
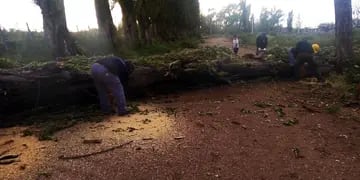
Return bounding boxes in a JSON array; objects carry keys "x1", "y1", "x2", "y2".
[
  {"x1": 1, "y1": 80, "x2": 359, "y2": 180},
  {"x1": 201, "y1": 36, "x2": 256, "y2": 56}
]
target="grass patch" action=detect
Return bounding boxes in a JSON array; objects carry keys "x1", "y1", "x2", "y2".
[
  {"x1": 326, "y1": 104, "x2": 342, "y2": 114},
  {"x1": 0, "y1": 57, "x2": 19, "y2": 69},
  {"x1": 232, "y1": 32, "x2": 335, "y2": 48},
  {"x1": 274, "y1": 107, "x2": 286, "y2": 117},
  {"x1": 283, "y1": 119, "x2": 299, "y2": 126},
  {"x1": 21, "y1": 129, "x2": 34, "y2": 137},
  {"x1": 327, "y1": 73, "x2": 357, "y2": 101}
]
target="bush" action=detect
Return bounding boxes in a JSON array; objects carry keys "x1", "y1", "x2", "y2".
[
  {"x1": 135, "y1": 46, "x2": 232, "y2": 68},
  {"x1": 268, "y1": 33, "x2": 335, "y2": 48},
  {"x1": 0, "y1": 57, "x2": 19, "y2": 69},
  {"x1": 346, "y1": 59, "x2": 360, "y2": 84}
]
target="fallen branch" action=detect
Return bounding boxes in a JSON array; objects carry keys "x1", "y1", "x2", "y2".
[
  {"x1": 0, "y1": 140, "x2": 14, "y2": 147},
  {"x1": 0, "y1": 154, "x2": 19, "y2": 161},
  {"x1": 344, "y1": 101, "x2": 360, "y2": 107},
  {"x1": 58, "y1": 140, "x2": 133, "y2": 160},
  {"x1": 83, "y1": 139, "x2": 102, "y2": 144},
  {"x1": 0, "y1": 159, "x2": 17, "y2": 165},
  {"x1": 302, "y1": 104, "x2": 322, "y2": 113}
]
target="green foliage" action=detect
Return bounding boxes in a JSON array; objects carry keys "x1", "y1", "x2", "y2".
[
  {"x1": 274, "y1": 107, "x2": 286, "y2": 117},
  {"x1": 266, "y1": 47, "x2": 289, "y2": 62},
  {"x1": 257, "y1": 8, "x2": 284, "y2": 33},
  {"x1": 237, "y1": 32, "x2": 257, "y2": 45},
  {"x1": 326, "y1": 104, "x2": 342, "y2": 114},
  {"x1": 327, "y1": 74, "x2": 356, "y2": 101},
  {"x1": 73, "y1": 29, "x2": 114, "y2": 56},
  {"x1": 132, "y1": 38, "x2": 201, "y2": 57},
  {"x1": 200, "y1": 9, "x2": 222, "y2": 35},
  {"x1": 345, "y1": 58, "x2": 360, "y2": 84},
  {"x1": 267, "y1": 33, "x2": 335, "y2": 48},
  {"x1": 0, "y1": 28, "x2": 202, "y2": 62},
  {"x1": 61, "y1": 55, "x2": 98, "y2": 73},
  {"x1": 0, "y1": 57, "x2": 19, "y2": 69},
  {"x1": 135, "y1": 46, "x2": 232, "y2": 68},
  {"x1": 22, "y1": 129, "x2": 34, "y2": 137},
  {"x1": 287, "y1": 10, "x2": 294, "y2": 33},
  {"x1": 215, "y1": 0, "x2": 252, "y2": 34},
  {"x1": 283, "y1": 119, "x2": 298, "y2": 126},
  {"x1": 130, "y1": 0, "x2": 200, "y2": 41},
  {"x1": 345, "y1": 30, "x2": 360, "y2": 84},
  {"x1": 0, "y1": 30, "x2": 52, "y2": 62}
]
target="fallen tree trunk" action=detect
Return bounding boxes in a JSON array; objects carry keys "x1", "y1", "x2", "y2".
[{"x1": 0, "y1": 59, "x2": 333, "y2": 118}]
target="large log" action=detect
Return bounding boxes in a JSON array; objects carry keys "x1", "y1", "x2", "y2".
[{"x1": 0, "y1": 59, "x2": 333, "y2": 118}]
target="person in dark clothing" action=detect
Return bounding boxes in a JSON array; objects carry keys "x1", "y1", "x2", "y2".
[
  {"x1": 91, "y1": 56, "x2": 134, "y2": 115},
  {"x1": 293, "y1": 39, "x2": 323, "y2": 81},
  {"x1": 256, "y1": 33, "x2": 268, "y2": 55},
  {"x1": 288, "y1": 47, "x2": 297, "y2": 66}
]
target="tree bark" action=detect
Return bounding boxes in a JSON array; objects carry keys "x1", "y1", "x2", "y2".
[
  {"x1": 334, "y1": 0, "x2": 353, "y2": 73},
  {"x1": 35, "y1": 0, "x2": 83, "y2": 58},
  {"x1": 136, "y1": 0, "x2": 152, "y2": 45},
  {"x1": 117, "y1": 0, "x2": 139, "y2": 46},
  {"x1": 0, "y1": 61, "x2": 333, "y2": 117},
  {"x1": 94, "y1": 0, "x2": 119, "y2": 50}
]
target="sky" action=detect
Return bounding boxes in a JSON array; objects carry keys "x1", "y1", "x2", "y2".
[{"x1": 0, "y1": 0, "x2": 359, "y2": 31}]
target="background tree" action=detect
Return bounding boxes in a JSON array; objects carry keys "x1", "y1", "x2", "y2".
[
  {"x1": 353, "y1": 4, "x2": 360, "y2": 27},
  {"x1": 250, "y1": 14, "x2": 255, "y2": 33},
  {"x1": 287, "y1": 10, "x2": 294, "y2": 32},
  {"x1": 34, "y1": 0, "x2": 83, "y2": 58},
  {"x1": 257, "y1": 8, "x2": 270, "y2": 32},
  {"x1": 239, "y1": 0, "x2": 251, "y2": 32},
  {"x1": 200, "y1": 8, "x2": 219, "y2": 35},
  {"x1": 334, "y1": 0, "x2": 353, "y2": 73},
  {"x1": 114, "y1": 0, "x2": 200, "y2": 43},
  {"x1": 216, "y1": 0, "x2": 252, "y2": 34},
  {"x1": 257, "y1": 8, "x2": 284, "y2": 33},
  {"x1": 135, "y1": 0, "x2": 153, "y2": 45},
  {"x1": 94, "y1": 0, "x2": 119, "y2": 50},
  {"x1": 203, "y1": 8, "x2": 218, "y2": 34},
  {"x1": 295, "y1": 14, "x2": 302, "y2": 33},
  {"x1": 268, "y1": 8, "x2": 284, "y2": 32},
  {"x1": 117, "y1": 0, "x2": 139, "y2": 46}
]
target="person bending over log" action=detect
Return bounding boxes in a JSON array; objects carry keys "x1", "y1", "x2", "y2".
[
  {"x1": 288, "y1": 47, "x2": 297, "y2": 76},
  {"x1": 91, "y1": 56, "x2": 134, "y2": 116},
  {"x1": 293, "y1": 39, "x2": 324, "y2": 82},
  {"x1": 256, "y1": 32, "x2": 268, "y2": 55}
]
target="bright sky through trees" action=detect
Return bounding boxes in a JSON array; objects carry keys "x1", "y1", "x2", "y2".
[{"x1": 0, "y1": 0, "x2": 359, "y2": 31}]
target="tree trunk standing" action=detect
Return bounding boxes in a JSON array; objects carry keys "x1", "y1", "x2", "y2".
[
  {"x1": 136, "y1": 0, "x2": 152, "y2": 45},
  {"x1": 334, "y1": 0, "x2": 353, "y2": 73},
  {"x1": 117, "y1": 0, "x2": 139, "y2": 47},
  {"x1": 94, "y1": 0, "x2": 119, "y2": 51},
  {"x1": 35, "y1": 0, "x2": 83, "y2": 58}
]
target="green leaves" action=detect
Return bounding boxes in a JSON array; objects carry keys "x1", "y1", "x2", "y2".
[{"x1": 283, "y1": 119, "x2": 299, "y2": 126}]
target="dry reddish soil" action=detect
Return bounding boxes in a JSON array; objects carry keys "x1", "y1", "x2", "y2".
[
  {"x1": 1, "y1": 80, "x2": 359, "y2": 180},
  {"x1": 201, "y1": 36, "x2": 256, "y2": 56}
]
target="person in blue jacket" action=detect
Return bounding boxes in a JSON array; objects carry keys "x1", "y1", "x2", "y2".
[{"x1": 90, "y1": 56, "x2": 134, "y2": 116}]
